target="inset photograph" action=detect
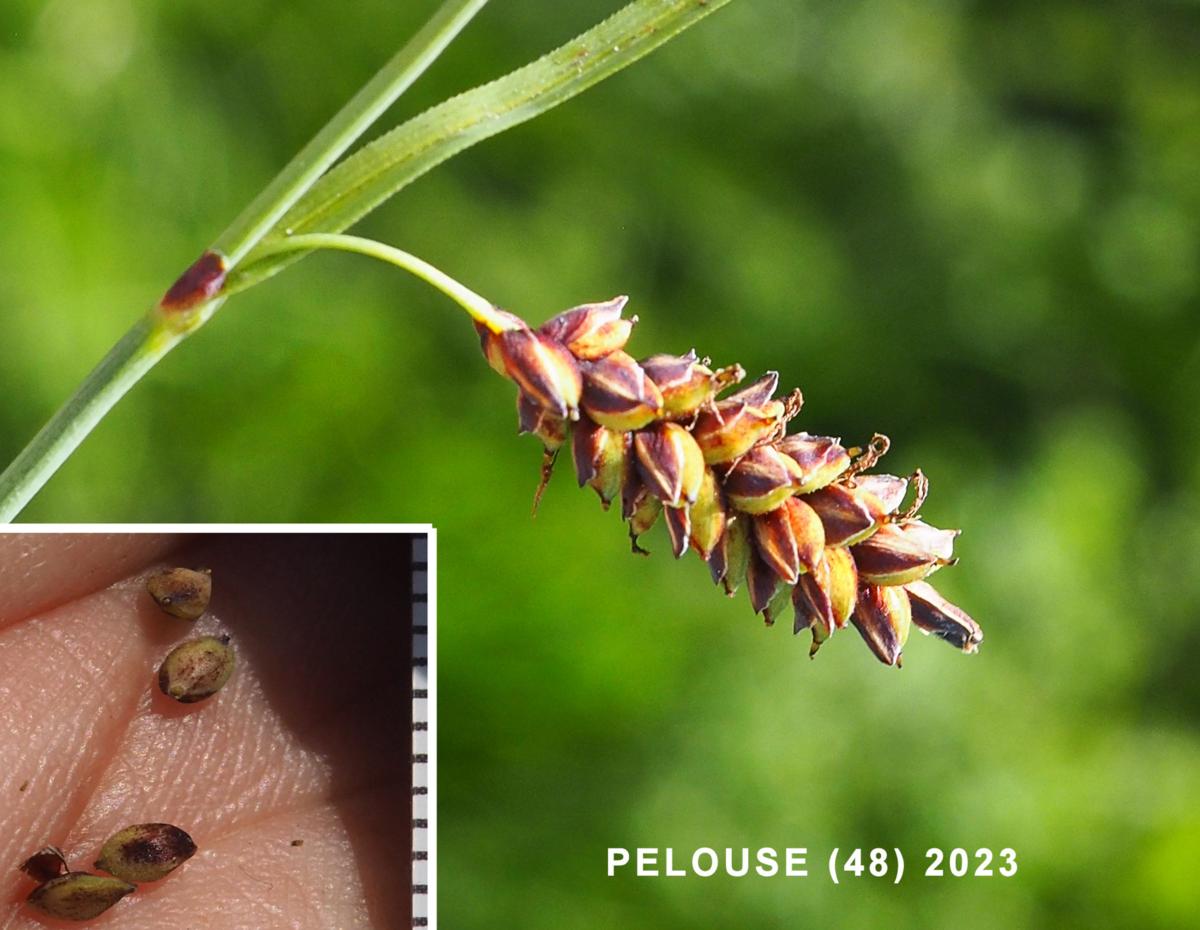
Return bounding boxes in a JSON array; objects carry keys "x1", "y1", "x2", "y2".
[{"x1": 0, "y1": 528, "x2": 431, "y2": 929}]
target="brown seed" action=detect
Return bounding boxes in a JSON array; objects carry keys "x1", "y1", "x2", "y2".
[
  {"x1": 20, "y1": 846, "x2": 69, "y2": 883},
  {"x1": 852, "y1": 520, "x2": 959, "y2": 585},
  {"x1": 905, "y1": 580, "x2": 983, "y2": 653},
  {"x1": 579, "y1": 350, "x2": 664, "y2": 431},
  {"x1": 498, "y1": 327, "x2": 583, "y2": 418},
  {"x1": 723, "y1": 445, "x2": 806, "y2": 514},
  {"x1": 291, "y1": 839, "x2": 305, "y2": 847},
  {"x1": 852, "y1": 584, "x2": 913, "y2": 667},
  {"x1": 633, "y1": 421, "x2": 705, "y2": 507},
  {"x1": 158, "y1": 634, "x2": 236, "y2": 703},
  {"x1": 95, "y1": 823, "x2": 197, "y2": 883},
  {"x1": 26, "y1": 872, "x2": 135, "y2": 921},
  {"x1": 538, "y1": 296, "x2": 634, "y2": 360},
  {"x1": 146, "y1": 567, "x2": 212, "y2": 621}
]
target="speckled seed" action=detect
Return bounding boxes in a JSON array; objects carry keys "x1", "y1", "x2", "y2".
[
  {"x1": 146, "y1": 567, "x2": 212, "y2": 620},
  {"x1": 94, "y1": 823, "x2": 197, "y2": 883},
  {"x1": 20, "y1": 846, "x2": 69, "y2": 883},
  {"x1": 157, "y1": 634, "x2": 235, "y2": 703},
  {"x1": 26, "y1": 872, "x2": 135, "y2": 921}
]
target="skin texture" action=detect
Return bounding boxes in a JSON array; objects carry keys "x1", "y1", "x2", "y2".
[{"x1": 0, "y1": 534, "x2": 412, "y2": 929}]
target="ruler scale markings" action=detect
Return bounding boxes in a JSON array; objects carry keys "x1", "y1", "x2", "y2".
[{"x1": 411, "y1": 534, "x2": 434, "y2": 927}]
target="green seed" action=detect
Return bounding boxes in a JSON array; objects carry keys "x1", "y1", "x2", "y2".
[
  {"x1": 94, "y1": 823, "x2": 197, "y2": 883},
  {"x1": 157, "y1": 634, "x2": 235, "y2": 703},
  {"x1": 146, "y1": 567, "x2": 212, "y2": 620},
  {"x1": 26, "y1": 872, "x2": 135, "y2": 921},
  {"x1": 20, "y1": 845, "x2": 69, "y2": 883}
]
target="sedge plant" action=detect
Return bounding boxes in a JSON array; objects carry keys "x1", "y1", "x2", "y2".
[{"x1": 0, "y1": 0, "x2": 982, "y2": 665}]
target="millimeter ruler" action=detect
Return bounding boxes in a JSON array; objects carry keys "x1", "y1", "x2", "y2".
[{"x1": 412, "y1": 534, "x2": 435, "y2": 927}]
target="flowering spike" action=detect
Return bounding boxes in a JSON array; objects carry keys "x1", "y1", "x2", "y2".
[
  {"x1": 580, "y1": 350, "x2": 664, "y2": 430},
  {"x1": 539, "y1": 296, "x2": 634, "y2": 360},
  {"x1": 477, "y1": 298, "x2": 979, "y2": 667},
  {"x1": 852, "y1": 584, "x2": 912, "y2": 666},
  {"x1": 633, "y1": 422, "x2": 705, "y2": 507},
  {"x1": 905, "y1": 580, "x2": 983, "y2": 653}
]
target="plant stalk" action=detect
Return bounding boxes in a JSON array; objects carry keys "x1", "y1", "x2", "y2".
[
  {"x1": 214, "y1": 0, "x2": 490, "y2": 267},
  {"x1": 0, "y1": 315, "x2": 190, "y2": 522},
  {"x1": 244, "y1": 233, "x2": 510, "y2": 330}
]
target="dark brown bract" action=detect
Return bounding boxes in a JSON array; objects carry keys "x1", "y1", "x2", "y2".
[
  {"x1": 19, "y1": 846, "x2": 69, "y2": 883},
  {"x1": 477, "y1": 298, "x2": 983, "y2": 667}
]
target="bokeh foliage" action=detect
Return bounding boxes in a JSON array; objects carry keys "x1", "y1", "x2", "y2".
[{"x1": 2, "y1": 0, "x2": 1199, "y2": 926}]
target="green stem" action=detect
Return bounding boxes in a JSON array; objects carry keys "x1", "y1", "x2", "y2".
[
  {"x1": 0, "y1": 315, "x2": 189, "y2": 522},
  {"x1": 213, "y1": 0, "x2": 489, "y2": 267},
  {"x1": 235, "y1": 0, "x2": 732, "y2": 289},
  {"x1": 245, "y1": 233, "x2": 512, "y2": 331},
  {"x1": 0, "y1": 2, "x2": 486, "y2": 523}
]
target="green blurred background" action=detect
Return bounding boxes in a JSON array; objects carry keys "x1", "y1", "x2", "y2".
[{"x1": 3, "y1": 0, "x2": 1200, "y2": 926}]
